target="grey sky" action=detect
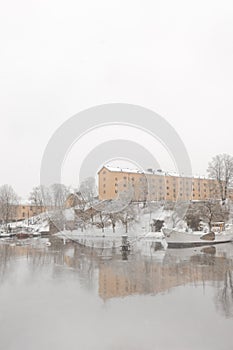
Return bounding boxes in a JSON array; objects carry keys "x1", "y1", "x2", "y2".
[{"x1": 0, "y1": 0, "x2": 233, "y2": 198}]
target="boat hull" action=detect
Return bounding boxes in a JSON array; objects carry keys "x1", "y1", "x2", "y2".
[{"x1": 167, "y1": 238, "x2": 233, "y2": 248}]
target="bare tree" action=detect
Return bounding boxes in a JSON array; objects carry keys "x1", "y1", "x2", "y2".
[
  {"x1": 74, "y1": 209, "x2": 90, "y2": 232},
  {"x1": 139, "y1": 177, "x2": 148, "y2": 207},
  {"x1": 0, "y1": 185, "x2": 18, "y2": 224},
  {"x1": 29, "y1": 185, "x2": 45, "y2": 216},
  {"x1": 71, "y1": 178, "x2": 98, "y2": 232},
  {"x1": 42, "y1": 184, "x2": 70, "y2": 211},
  {"x1": 119, "y1": 204, "x2": 138, "y2": 233},
  {"x1": 29, "y1": 186, "x2": 44, "y2": 206},
  {"x1": 51, "y1": 184, "x2": 70, "y2": 210},
  {"x1": 207, "y1": 154, "x2": 233, "y2": 203},
  {"x1": 105, "y1": 212, "x2": 122, "y2": 233},
  {"x1": 79, "y1": 177, "x2": 97, "y2": 205},
  {"x1": 185, "y1": 204, "x2": 202, "y2": 231},
  {"x1": 40, "y1": 184, "x2": 71, "y2": 232}
]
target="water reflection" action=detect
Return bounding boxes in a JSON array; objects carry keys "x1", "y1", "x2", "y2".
[{"x1": 0, "y1": 238, "x2": 233, "y2": 319}]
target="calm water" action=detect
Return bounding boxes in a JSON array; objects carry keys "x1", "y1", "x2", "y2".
[{"x1": 0, "y1": 236, "x2": 233, "y2": 350}]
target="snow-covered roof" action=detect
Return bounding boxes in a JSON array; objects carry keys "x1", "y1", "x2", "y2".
[
  {"x1": 104, "y1": 165, "x2": 146, "y2": 174},
  {"x1": 102, "y1": 165, "x2": 208, "y2": 179},
  {"x1": 18, "y1": 199, "x2": 35, "y2": 206}
]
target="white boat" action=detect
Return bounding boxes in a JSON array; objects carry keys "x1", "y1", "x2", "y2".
[
  {"x1": 32, "y1": 231, "x2": 41, "y2": 237},
  {"x1": 0, "y1": 232, "x2": 11, "y2": 238},
  {"x1": 162, "y1": 227, "x2": 233, "y2": 248}
]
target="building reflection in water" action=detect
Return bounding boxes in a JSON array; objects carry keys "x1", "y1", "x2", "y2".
[{"x1": 0, "y1": 238, "x2": 233, "y2": 317}]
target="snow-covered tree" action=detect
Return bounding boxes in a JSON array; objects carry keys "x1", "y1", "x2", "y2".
[{"x1": 201, "y1": 200, "x2": 229, "y2": 231}]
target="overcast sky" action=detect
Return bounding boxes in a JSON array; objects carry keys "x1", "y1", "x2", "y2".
[{"x1": 0, "y1": 0, "x2": 233, "y2": 198}]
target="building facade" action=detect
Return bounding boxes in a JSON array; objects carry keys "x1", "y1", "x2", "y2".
[
  {"x1": 15, "y1": 203, "x2": 45, "y2": 221},
  {"x1": 98, "y1": 165, "x2": 233, "y2": 202}
]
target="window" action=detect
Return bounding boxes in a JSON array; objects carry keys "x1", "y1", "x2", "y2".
[
  {"x1": 103, "y1": 190, "x2": 106, "y2": 194},
  {"x1": 123, "y1": 184, "x2": 126, "y2": 187},
  {"x1": 115, "y1": 177, "x2": 118, "y2": 181},
  {"x1": 115, "y1": 183, "x2": 118, "y2": 187},
  {"x1": 103, "y1": 177, "x2": 106, "y2": 181},
  {"x1": 167, "y1": 186, "x2": 169, "y2": 190},
  {"x1": 115, "y1": 190, "x2": 118, "y2": 193},
  {"x1": 22, "y1": 212, "x2": 25, "y2": 217},
  {"x1": 123, "y1": 176, "x2": 127, "y2": 180},
  {"x1": 103, "y1": 184, "x2": 106, "y2": 187}
]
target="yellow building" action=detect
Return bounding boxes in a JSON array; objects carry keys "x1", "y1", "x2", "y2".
[
  {"x1": 15, "y1": 203, "x2": 45, "y2": 221},
  {"x1": 98, "y1": 165, "x2": 233, "y2": 202}
]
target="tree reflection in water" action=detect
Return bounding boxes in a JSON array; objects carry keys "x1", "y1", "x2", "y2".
[
  {"x1": 1, "y1": 238, "x2": 233, "y2": 318},
  {"x1": 215, "y1": 270, "x2": 233, "y2": 318}
]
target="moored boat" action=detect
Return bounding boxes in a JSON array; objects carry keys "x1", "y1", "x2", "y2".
[
  {"x1": 162, "y1": 227, "x2": 233, "y2": 248},
  {"x1": 0, "y1": 232, "x2": 11, "y2": 238},
  {"x1": 16, "y1": 232, "x2": 32, "y2": 239}
]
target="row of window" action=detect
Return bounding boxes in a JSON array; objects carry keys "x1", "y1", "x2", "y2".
[
  {"x1": 110, "y1": 182, "x2": 209, "y2": 192},
  {"x1": 21, "y1": 206, "x2": 34, "y2": 210},
  {"x1": 103, "y1": 191, "x2": 209, "y2": 199},
  {"x1": 106, "y1": 177, "x2": 210, "y2": 189}
]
